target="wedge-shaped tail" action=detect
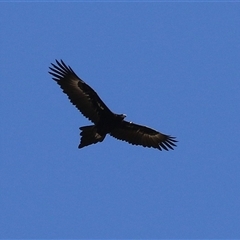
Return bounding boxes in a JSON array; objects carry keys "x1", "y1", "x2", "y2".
[{"x1": 78, "y1": 125, "x2": 106, "y2": 148}]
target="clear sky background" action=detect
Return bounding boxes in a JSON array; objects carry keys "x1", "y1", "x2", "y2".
[{"x1": 1, "y1": 2, "x2": 240, "y2": 239}]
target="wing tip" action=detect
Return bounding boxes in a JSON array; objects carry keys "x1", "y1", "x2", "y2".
[{"x1": 158, "y1": 135, "x2": 177, "y2": 151}]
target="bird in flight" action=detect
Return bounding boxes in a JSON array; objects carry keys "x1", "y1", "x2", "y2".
[{"x1": 49, "y1": 60, "x2": 177, "y2": 151}]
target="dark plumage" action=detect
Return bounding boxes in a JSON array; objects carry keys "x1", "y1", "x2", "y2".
[{"x1": 49, "y1": 60, "x2": 177, "y2": 151}]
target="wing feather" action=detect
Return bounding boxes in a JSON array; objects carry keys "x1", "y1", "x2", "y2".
[
  {"x1": 49, "y1": 60, "x2": 113, "y2": 124},
  {"x1": 110, "y1": 121, "x2": 177, "y2": 151}
]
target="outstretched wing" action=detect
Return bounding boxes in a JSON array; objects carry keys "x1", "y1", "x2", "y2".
[
  {"x1": 49, "y1": 60, "x2": 113, "y2": 124},
  {"x1": 110, "y1": 121, "x2": 177, "y2": 151}
]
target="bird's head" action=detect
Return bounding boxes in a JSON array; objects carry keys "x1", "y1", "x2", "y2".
[{"x1": 116, "y1": 113, "x2": 126, "y2": 120}]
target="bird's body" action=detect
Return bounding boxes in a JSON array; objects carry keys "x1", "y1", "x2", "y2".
[{"x1": 49, "y1": 60, "x2": 177, "y2": 151}]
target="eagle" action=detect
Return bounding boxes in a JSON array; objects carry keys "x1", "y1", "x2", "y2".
[{"x1": 49, "y1": 60, "x2": 177, "y2": 151}]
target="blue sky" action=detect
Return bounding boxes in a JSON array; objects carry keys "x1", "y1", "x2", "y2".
[{"x1": 1, "y1": 2, "x2": 240, "y2": 239}]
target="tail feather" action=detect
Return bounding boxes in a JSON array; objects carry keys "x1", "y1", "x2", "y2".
[{"x1": 78, "y1": 125, "x2": 105, "y2": 148}]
